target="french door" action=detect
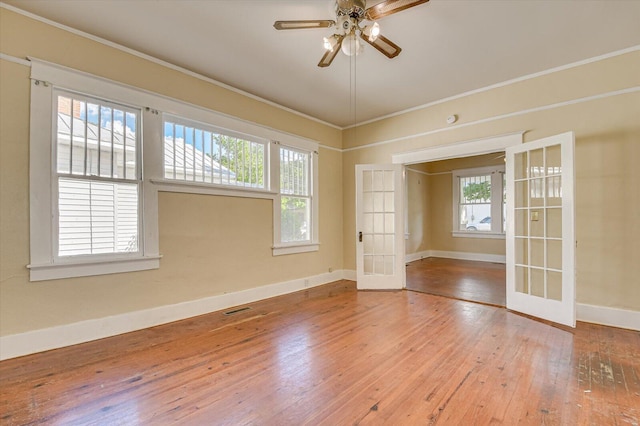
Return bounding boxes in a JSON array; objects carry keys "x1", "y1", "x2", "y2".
[
  {"x1": 506, "y1": 132, "x2": 576, "y2": 327},
  {"x1": 355, "y1": 164, "x2": 405, "y2": 290}
]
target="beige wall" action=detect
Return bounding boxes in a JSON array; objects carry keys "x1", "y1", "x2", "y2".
[
  {"x1": 0, "y1": 9, "x2": 343, "y2": 336},
  {"x1": 343, "y1": 51, "x2": 640, "y2": 311},
  {"x1": 405, "y1": 168, "x2": 431, "y2": 254}
]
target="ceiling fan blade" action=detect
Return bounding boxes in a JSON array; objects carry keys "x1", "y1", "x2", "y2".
[
  {"x1": 273, "y1": 20, "x2": 335, "y2": 30},
  {"x1": 365, "y1": 0, "x2": 429, "y2": 21},
  {"x1": 360, "y1": 33, "x2": 402, "y2": 59},
  {"x1": 318, "y1": 35, "x2": 345, "y2": 67}
]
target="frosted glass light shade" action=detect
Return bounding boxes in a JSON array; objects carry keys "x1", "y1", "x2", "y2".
[{"x1": 341, "y1": 33, "x2": 363, "y2": 56}]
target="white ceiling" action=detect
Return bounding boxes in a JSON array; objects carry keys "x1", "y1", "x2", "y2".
[{"x1": 5, "y1": 0, "x2": 640, "y2": 128}]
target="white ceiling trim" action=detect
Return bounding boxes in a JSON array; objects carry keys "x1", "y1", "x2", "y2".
[
  {"x1": 345, "y1": 86, "x2": 640, "y2": 153},
  {"x1": 0, "y1": 2, "x2": 342, "y2": 130},
  {"x1": 3, "y1": 52, "x2": 637, "y2": 157},
  {"x1": 346, "y1": 44, "x2": 640, "y2": 130},
  {"x1": 0, "y1": 52, "x2": 31, "y2": 66}
]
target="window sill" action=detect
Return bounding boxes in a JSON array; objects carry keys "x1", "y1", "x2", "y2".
[
  {"x1": 451, "y1": 231, "x2": 505, "y2": 240},
  {"x1": 151, "y1": 178, "x2": 276, "y2": 200},
  {"x1": 27, "y1": 255, "x2": 161, "y2": 281},
  {"x1": 272, "y1": 243, "x2": 320, "y2": 256}
]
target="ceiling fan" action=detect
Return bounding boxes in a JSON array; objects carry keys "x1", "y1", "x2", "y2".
[{"x1": 274, "y1": 0, "x2": 430, "y2": 67}]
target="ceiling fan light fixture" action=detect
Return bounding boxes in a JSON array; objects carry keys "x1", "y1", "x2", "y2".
[
  {"x1": 341, "y1": 33, "x2": 364, "y2": 56},
  {"x1": 323, "y1": 35, "x2": 340, "y2": 52},
  {"x1": 275, "y1": 0, "x2": 430, "y2": 67},
  {"x1": 367, "y1": 22, "x2": 380, "y2": 42}
]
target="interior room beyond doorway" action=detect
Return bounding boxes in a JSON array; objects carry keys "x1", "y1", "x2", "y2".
[{"x1": 404, "y1": 152, "x2": 507, "y2": 306}]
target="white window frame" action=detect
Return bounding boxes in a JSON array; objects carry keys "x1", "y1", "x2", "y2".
[
  {"x1": 28, "y1": 59, "x2": 161, "y2": 281},
  {"x1": 272, "y1": 140, "x2": 319, "y2": 256},
  {"x1": 54, "y1": 89, "x2": 143, "y2": 259},
  {"x1": 452, "y1": 165, "x2": 505, "y2": 239}
]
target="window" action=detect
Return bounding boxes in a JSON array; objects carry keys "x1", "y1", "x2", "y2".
[
  {"x1": 273, "y1": 142, "x2": 319, "y2": 255},
  {"x1": 55, "y1": 91, "x2": 141, "y2": 257},
  {"x1": 158, "y1": 114, "x2": 318, "y2": 255},
  {"x1": 157, "y1": 116, "x2": 319, "y2": 256},
  {"x1": 29, "y1": 59, "x2": 160, "y2": 281},
  {"x1": 452, "y1": 166, "x2": 505, "y2": 238},
  {"x1": 163, "y1": 116, "x2": 266, "y2": 189},
  {"x1": 279, "y1": 146, "x2": 311, "y2": 243}
]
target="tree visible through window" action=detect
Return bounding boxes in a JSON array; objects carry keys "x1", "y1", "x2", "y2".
[
  {"x1": 280, "y1": 146, "x2": 311, "y2": 243},
  {"x1": 453, "y1": 166, "x2": 505, "y2": 234}
]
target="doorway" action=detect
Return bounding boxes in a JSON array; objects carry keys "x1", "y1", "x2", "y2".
[
  {"x1": 356, "y1": 131, "x2": 575, "y2": 326},
  {"x1": 403, "y1": 152, "x2": 507, "y2": 306}
]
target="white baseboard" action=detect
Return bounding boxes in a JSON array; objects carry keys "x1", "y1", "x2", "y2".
[
  {"x1": 0, "y1": 269, "x2": 349, "y2": 360},
  {"x1": 405, "y1": 250, "x2": 431, "y2": 263},
  {"x1": 577, "y1": 303, "x2": 640, "y2": 331},
  {"x1": 342, "y1": 269, "x2": 356, "y2": 281},
  {"x1": 405, "y1": 250, "x2": 506, "y2": 264}
]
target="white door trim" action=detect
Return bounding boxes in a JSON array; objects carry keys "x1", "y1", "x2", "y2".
[{"x1": 392, "y1": 131, "x2": 524, "y2": 165}]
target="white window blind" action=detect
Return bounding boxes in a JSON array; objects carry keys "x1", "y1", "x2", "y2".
[{"x1": 55, "y1": 91, "x2": 140, "y2": 257}]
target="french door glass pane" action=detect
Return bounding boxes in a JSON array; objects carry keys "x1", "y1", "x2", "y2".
[
  {"x1": 362, "y1": 170, "x2": 395, "y2": 276},
  {"x1": 513, "y1": 143, "x2": 564, "y2": 301}
]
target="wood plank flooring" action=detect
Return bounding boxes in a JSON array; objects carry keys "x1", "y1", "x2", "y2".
[
  {"x1": 1, "y1": 281, "x2": 638, "y2": 425},
  {"x1": 406, "y1": 257, "x2": 506, "y2": 307}
]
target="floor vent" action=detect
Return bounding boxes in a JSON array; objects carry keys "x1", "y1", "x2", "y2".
[{"x1": 224, "y1": 307, "x2": 251, "y2": 316}]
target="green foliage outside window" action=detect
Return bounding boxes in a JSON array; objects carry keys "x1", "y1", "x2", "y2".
[
  {"x1": 211, "y1": 134, "x2": 264, "y2": 186},
  {"x1": 463, "y1": 181, "x2": 491, "y2": 203}
]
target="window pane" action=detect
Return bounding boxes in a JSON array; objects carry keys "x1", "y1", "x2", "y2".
[
  {"x1": 281, "y1": 196, "x2": 310, "y2": 243},
  {"x1": 58, "y1": 178, "x2": 138, "y2": 256},
  {"x1": 459, "y1": 203, "x2": 491, "y2": 231},
  {"x1": 56, "y1": 94, "x2": 137, "y2": 182},
  {"x1": 280, "y1": 147, "x2": 309, "y2": 196},
  {"x1": 163, "y1": 119, "x2": 265, "y2": 189},
  {"x1": 459, "y1": 174, "x2": 492, "y2": 232},
  {"x1": 460, "y1": 175, "x2": 491, "y2": 204}
]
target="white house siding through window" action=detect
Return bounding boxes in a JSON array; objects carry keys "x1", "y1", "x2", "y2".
[{"x1": 55, "y1": 93, "x2": 140, "y2": 257}]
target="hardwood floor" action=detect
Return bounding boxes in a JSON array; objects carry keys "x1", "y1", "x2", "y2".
[
  {"x1": 1, "y1": 281, "x2": 638, "y2": 425},
  {"x1": 406, "y1": 257, "x2": 506, "y2": 307}
]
